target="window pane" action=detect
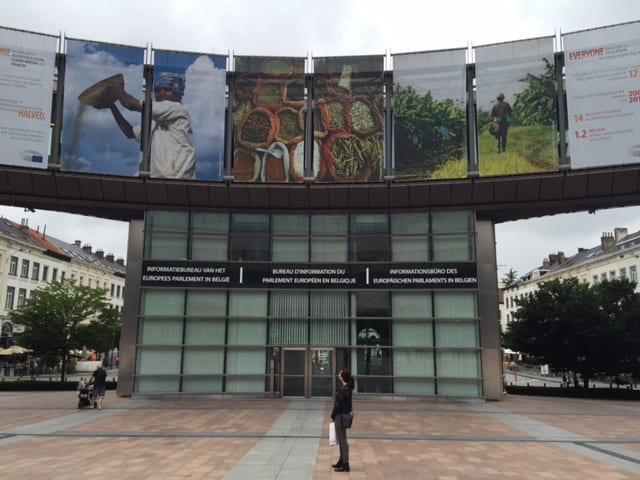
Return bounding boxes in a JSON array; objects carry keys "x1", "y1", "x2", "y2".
[
  {"x1": 437, "y1": 380, "x2": 482, "y2": 396},
  {"x1": 227, "y1": 318, "x2": 266, "y2": 345},
  {"x1": 136, "y1": 376, "x2": 180, "y2": 393},
  {"x1": 139, "y1": 318, "x2": 182, "y2": 345},
  {"x1": 225, "y1": 348, "x2": 266, "y2": 382},
  {"x1": 186, "y1": 291, "x2": 226, "y2": 316},
  {"x1": 273, "y1": 236, "x2": 308, "y2": 262},
  {"x1": 230, "y1": 214, "x2": 270, "y2": 261},
  {"x1": 272, "y1": 215, "x2": 308, "y2": 233},
  {"x1": 350, "y1": 235, "x2": 390, "y2": 261},
  {"x1": 391, "y1": 213, "x2": 429, "y2": 234},
  {"x1": 393, "y1": 320, "x2": 433, "y2": 347},
  {"x1": 436, "y1": 351, "x2": 481, "y2": 378},
  {"x1": 182, "y1": 348, "x2": 224, "y2": 374},
  {"x1": 146, "y1": 232, "x2": 188, "y2": 259},
  {"x1": 435, "y1": 320, "x2": 478, "y2": 348},
  {"x1": 431, "y1": 211, "x2": 473, "y2": 233},
  {"x1": 228, "y1": 291, "x2": 267, "y2": 317},
  {"x1": 191, "y1": 212, "x2": 229, "y2": 233},
  {"x1": 311, "y1": 215, "x2": 348, "y2": 234},
  {"x1": 350, "y1": 214, "x2": 388, "y2": 233},
  {"x1": 432, "y1": 234, "x2": 475, "y2": 261},
  {"x1": 191, "y1": 235, "x2": 227, "y2": 260},
  {"x1": 146, "y1": 211, "x2": 189, "y2": 232},
  {"x1": 311, "y1": 236, "x2": 347, "y2": 262},
  {"x1": 137, "y1": 347, "x2": 181, "y2": 374},
  {"x1": 392, "y1": 292, "x2": 432, "y2": 318},
  {"x1": 141, "y1": 290, "x2": 185, "y2": 316},
  {"x1": 182, "y1": 377, "x2": 223, "y2": 393},
  {"x1": 434, "y1": 292, "x2": 477, "y2": 318},
  {"x1": 392, "y1": 236, "x2": 428, "y2": 261},
  {"x1": 184, "y1": 318, "x2": 226, "y2": 345},
  {"x1": 310, "y1": 292, "x2": 349, "y2": 345}
]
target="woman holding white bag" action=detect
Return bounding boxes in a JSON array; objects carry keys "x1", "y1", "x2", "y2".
[{"x1": 330, "y1": 369, "x2": 355, "y2": 473}]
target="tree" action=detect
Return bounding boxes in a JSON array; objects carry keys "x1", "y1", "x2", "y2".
[
  {"x1": 503, "y1": 278, "x2": 640, "y2": 388},
  {"x1": 9, "y1": 280, "x2": 121, "y2": 381},
  {"x1": 393, "y1": 86, "x2": 467, "y2": 177},
  {"x1": 512, "y1": 57, "x2": 557, "y2": 127},
  {"x1": 501, "y1": 268, "x2": 519, "y2": 287}
]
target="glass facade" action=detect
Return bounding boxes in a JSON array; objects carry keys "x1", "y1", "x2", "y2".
[{"x1": 135, "y1": 210, "x2": 481, "y2": 397}]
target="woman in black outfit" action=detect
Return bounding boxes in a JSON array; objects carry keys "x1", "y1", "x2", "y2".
[{"x1": 331, "y1": 368, "x2": 354, "y2": 472}]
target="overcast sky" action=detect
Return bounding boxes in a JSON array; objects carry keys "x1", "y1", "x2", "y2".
[{"x1": 2, "y1": 0, "x2": 640, "y2": 276}]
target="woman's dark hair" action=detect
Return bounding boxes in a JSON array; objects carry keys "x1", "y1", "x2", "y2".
[{"x1": 340, "y1": 369, "x2": 355, "y2": 390}]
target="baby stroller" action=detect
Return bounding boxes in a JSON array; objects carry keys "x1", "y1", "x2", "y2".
[{"x1": 77, "y1": 382, "x2": 96, "y2": 409}]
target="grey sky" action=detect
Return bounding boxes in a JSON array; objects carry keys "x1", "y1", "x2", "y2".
[{"x1": 2, "y1": 0, "x2": 640, "y2": 276}]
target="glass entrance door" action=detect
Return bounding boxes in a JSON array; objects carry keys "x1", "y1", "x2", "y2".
[{"x1": 282, "y1": 348, "x2": 335, "y2": 397}]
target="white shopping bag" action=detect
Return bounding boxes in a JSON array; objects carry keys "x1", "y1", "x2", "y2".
[{"x1": 329, "y1": 422, "x2": 337, "y2": 446}]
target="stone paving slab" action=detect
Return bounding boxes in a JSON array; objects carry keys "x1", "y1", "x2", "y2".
[{"x1": 1, "y1": 392, "x2": 640, "y2": 479}]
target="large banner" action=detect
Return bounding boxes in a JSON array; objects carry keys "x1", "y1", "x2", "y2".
[
  {"x1": 233, "y1": 56, "x2": 305, "y2": 183},
  {"x1": 565, "y1": 22, "x2": 640, "y2": 169},
  {"x1": 151, "y1": 50, "x2": 226, "y2": 181},
  {"x1": 313, "y1": 55, "x2": 384, "y2": 183},
  {"x1": 475, "y1": 37, "x2": 559, "y2": 176},
  {"x1": 393, "y1": 49, "x2": 467, "y2": 180},
  {"x1": 61, "y1": 39, "x2": 144, "y2": 176},
  {"x1": 0, "y1": 28, "x2": 56, "y2": 169}
]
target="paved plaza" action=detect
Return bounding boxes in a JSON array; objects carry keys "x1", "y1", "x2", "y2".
[{"x1": 1, "y1": 391, "x2": 640, "y2": 479}]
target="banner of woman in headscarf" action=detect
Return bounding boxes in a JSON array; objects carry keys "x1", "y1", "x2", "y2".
[
  {"x1": 232, "y1": 55, "x2": 305, "y2": 183},
  {"x1": 564, "y1": 21, "x2": 640, "y2": 169},
  {"x1": 149, "y1": 49, "x2": 227, "y2": 181},
  {"x1": 61, "y1": 39, "x2": 144, "y2": 177},
  {"x1": 312, "y1": 55, "x2": 385, "y2": 183},
  {"x1": 0, "y1": 27, "x2": 57, "y2": 170},
  {"x1": 392, "y1": 48, "x2": 467, "y2": 181},
  {"x1": 475, "y1": 37, "x2": 559, "y2": 177}
]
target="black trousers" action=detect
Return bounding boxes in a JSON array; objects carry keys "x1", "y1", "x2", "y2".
[{"x1": 335, "y1": 414, "x2": 349, "y2": 464}]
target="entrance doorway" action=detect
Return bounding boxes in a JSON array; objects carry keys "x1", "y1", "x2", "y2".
[{"x1": 281, "y1": 348, "x2": 335, "y2": 397}]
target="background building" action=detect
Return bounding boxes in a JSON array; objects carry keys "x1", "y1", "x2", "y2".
[
  {"x1": 0, "y1": 216, "x2": 126, "y2": 347},
  {"x1": 501, "y1": 227, "x2": 640, "y2": 332}
]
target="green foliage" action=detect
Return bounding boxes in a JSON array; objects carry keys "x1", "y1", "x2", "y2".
[
  {"x1": 501, "y1": 269, "x2": 519, "y2": 287},
  {"x1": 477, "y1": 125, "x2": 558, "y2": 175},
  {"x1": 512, "y1": 57, "x2": 557, "y2": 126},
  {"x1": 504, "y1": 278, "x2": 640, "y2": 388},
  {"x1": 9, "y1": 280, "x2": 121, "y2": 381},
  {"x1": 393, "y1": 86, "x2": 467, "y2": 179}
]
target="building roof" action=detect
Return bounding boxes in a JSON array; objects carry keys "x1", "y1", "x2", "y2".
[
  {"x1": 0, "y1": 217, "x2": 125, "y2": 277},
  {"x1": 504, "y1": 227, "x2": 640, "y2": 290}
]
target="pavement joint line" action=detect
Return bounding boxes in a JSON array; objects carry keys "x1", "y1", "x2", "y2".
[
  {"x1": 468, "y1": 401, "x2": 640, "y2": 474},
  {"x1": 576, "y1": 442, "x2": 640, "y2": 465}
]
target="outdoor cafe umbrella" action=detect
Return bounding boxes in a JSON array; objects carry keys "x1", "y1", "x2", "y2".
[{"x1": 0, "y1": 345, "x2": 32, "y2": 355}]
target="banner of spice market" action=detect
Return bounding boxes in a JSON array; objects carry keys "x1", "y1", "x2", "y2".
[
  {"x1": 233, "y1": 56, "x2": 306, "y2": 183},
  {"x1": 475, "y1": 36, "x2": 559, "y2": 177},
  {"x1": 393, "y1": 48, "x2": 467, "y2": 181},
  {"x1": 312, "y1": 55, "x2": 385, "y2": 183}
]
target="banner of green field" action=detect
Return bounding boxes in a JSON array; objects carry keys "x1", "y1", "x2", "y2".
[
  {"x1": 393, "y1": 49, "x2": 467, "y2": 181},
  {"x1": 475, "y1": 37, "x2": 559, "y2": 177}
]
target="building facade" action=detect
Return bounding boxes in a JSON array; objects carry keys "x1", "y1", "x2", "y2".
[
  {"x1": 501, "y1": 227, "x2": 640, "y2": 332},
  {"x1": 0, "y1": 217, "x2": 126, "y2": 346},
  {"x1": 117, "y1": 210, "x2": 504, "y2": 400}
]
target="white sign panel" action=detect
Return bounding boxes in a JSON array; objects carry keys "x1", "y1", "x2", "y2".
[
  {"x1": 565, "y1": 22, "x2": 640, "y2": 169},
  {"x1": 0, "y1": 28, "x2": 56, "y2": 169}
]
